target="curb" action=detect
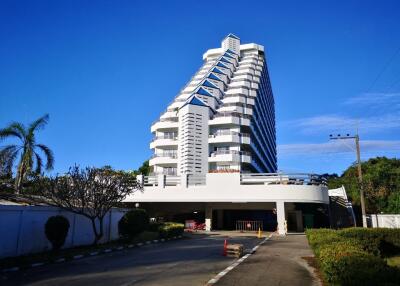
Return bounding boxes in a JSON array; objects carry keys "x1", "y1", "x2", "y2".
[
  {"x1": 206, "y1": 233, "x2": 273, "y2": 285},
  {"x1": 1, "y1": 235, "x2": 184, "y2": 273}
]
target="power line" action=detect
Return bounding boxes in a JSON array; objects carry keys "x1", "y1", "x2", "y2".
[{"x1": 365, "y1": 46, "x2": 400, "y2": 93}]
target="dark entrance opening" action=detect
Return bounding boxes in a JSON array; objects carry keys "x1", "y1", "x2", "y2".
[{"x1": 212, "y1": 209, "x2": 277, "y2": 231}]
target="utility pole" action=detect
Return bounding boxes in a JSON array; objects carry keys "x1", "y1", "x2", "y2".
[{"x1": 329, "y1": 133, "x2": 367, "y2": 227}]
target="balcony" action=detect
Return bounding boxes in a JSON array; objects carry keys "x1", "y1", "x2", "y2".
[
  {"x1": 149, "y1": 153, "x2": 178, "y2": 166},
  {"x1": 150, "y1": 135, "x2": 178, "y2": 149},
  {"x1": 208, "y1": 150, "x2": 251, "y2": 163},
  {"x1": 151, "y1": 118, "x2": 178, "y2": 132},
  {"x1": 208, "y1": 131, "x2": 250, "y2": 144},
  {"x1": 209, "y1": 112, "x2": 251, "y2": 126}
]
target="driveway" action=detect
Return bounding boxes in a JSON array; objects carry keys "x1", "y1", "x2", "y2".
[
  {"x1": 0, "y1": 232, "x2": 262, "y2": 286},
  {"x1": 215, "y1": 234, "x2": 320, "y2": 286}
]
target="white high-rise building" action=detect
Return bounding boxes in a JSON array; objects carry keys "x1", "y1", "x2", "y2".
[
  {"x1": 150, "y1": 34, "x2": 277, "y2": 176},
  {"x1": 127, "y1": 35, "x2": 330, "y2": 234}
]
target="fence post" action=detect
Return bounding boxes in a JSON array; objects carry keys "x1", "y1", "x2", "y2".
[
  {"x1": 181, "y1": 174, "x2": 188, "y2": 188},
  {"x1": 137, "y1": 174, "x2": 144, "y2": 187},
  {"x1": 158, "y1": 174, "x2": 165, "y2": 189}
]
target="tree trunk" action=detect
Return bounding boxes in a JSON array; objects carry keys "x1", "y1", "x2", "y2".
[
  {"x1": 90, "y1": 217, "x2": 104, "y2": 245},
  {"x1": 14, "y1": 163, "x2": 24, "y2": 194}
]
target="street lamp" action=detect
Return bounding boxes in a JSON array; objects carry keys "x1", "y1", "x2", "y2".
[{"x1": 329, "y1": 133, "x2": 367, "y2": 227}]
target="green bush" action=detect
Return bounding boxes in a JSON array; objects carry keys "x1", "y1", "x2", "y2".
[
  {"x1": 147, "y1": 222, "x2": 163, "y2": 232},
  {"x1": 118, "y1": 209, "x2": 149, "y2": 239},
  {"x1": 306, "y1": 228, "x2": 400, "y2": 285},
  {"x1": 158, "y1": 222, "x2": 184, "y2": 238},
  {"x1": 45, "y1": 215, "x2": 70, "y2": 251}
]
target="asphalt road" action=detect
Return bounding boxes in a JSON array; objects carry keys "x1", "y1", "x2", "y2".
[
  {"x1": 0, "y1": 233, "x2": 261, "y2": 286},
  {"x1": 216, "y1": 234, "x2": 320, "y2": 286}
]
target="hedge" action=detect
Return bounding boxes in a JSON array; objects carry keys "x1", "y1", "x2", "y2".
[
  {"x1": 306, "y1": 228, "x2": 400, "y2": 285},
  {"x1": 158, "y1": 222, "x2": 184, "y2": 239},
  {"x1": 118, "y1": 209, "x2": 150, "y2": 239},
  {"x1": 45, "y1": 215, "x2": 70, "y2": 251}
]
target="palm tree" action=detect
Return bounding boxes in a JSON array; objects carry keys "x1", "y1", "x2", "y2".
[{"x1": 0, "y1": 114, "x2": 54, "y2": 193}]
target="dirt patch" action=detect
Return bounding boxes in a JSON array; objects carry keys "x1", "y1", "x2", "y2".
[{"x1": 302, "y1": 256, "x2": 326, "y2": 286}]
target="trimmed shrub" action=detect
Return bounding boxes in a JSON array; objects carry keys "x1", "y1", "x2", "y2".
[
  {"x1": 118, "y1": 209, "x2": 149, "y2": 239},
  {"x1": 320, "y1": 246, "x2": 394, "y2": 285},
  {"x1": 147, "y1": 222, "x2": 163, "y2": 232},
  {"x1": 306, "y1": 228, "x2": 400, "y2": 285},
  {"x1": 158, "y1": 222, "x2": 184, "y2": 238},
  {"x1": 45, "y1": 215, "x2": 70, "y2": 251}
]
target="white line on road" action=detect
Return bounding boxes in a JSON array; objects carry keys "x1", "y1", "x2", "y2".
[{"x1": 206, "y1": 234, "x2": 273, "y2": 285}]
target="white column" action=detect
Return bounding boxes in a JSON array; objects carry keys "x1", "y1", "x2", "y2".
[
  {"x1": 371, "y1": 214, "x2": 378, "y2": 228},
  {"x1": 276, "y1": 201, "x2": 286, "y2": 235},
  {"x1": 180, "y1": 174, "x2": 188, "y2": 188},
  {"x1": 136, "y1": 174, "x2": 144, "y2": 187},
  {"x1": 158, "y1": 174, "x2": 165, "y2": 189},
  {"x1": 205, "y1": 205, "x2": 212, "y2": 232}
]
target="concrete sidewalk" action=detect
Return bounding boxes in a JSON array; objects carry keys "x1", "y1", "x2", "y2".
[{"x1": 215, "y1": 234, "x2": 321, "y2": 286}]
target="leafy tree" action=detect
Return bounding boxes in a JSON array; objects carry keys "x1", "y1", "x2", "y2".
[
  {"x1": 134, "y1": 160, "x2": 151, "y2": 176},
  {"x1": 328, "y1": 157, "x2": 400, "y2": 214},
  {"x1": 30, "y1": 166, "x2": 142, "y2": 245},
  {"x1": 0, "y1": 114, "x2": 54, "y2": 193}
]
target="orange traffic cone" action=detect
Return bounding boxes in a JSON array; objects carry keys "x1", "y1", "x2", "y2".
[{"x1": 223, "y1": 239, "x2": 227, "y2": 256}]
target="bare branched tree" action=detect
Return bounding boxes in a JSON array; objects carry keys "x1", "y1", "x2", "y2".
[{"x1": 31, "y1": 166, "x2": 142, "y2": 245}]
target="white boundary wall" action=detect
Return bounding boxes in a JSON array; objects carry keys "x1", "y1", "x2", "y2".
[
  {"x1": 0, "y1": 205, "x2": 128, "y2": 259},
  {"x1": 367, "y1": 214, "x2": 400, "y2": 228}
]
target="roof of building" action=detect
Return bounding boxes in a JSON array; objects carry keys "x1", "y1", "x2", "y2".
[
  {"x1": 212, "y1": 67, "x2": 226, "y2": 75},
  {"x1": 207, "y1": 73, "x2": 222, "y2": 81},
  {"x1": 223, "y1": 52, "x2": 235, "y2": 59},
  {"x1": 196, "y1": 87, "x2": 214, "y2": 97},
  {"x1": 220, "y1": 57, "x2": 231, "y2": 64},
  {"x1": 216, "y1": 62, "x2": 229, "y2": 69},
  {"x1": 202, "y1": 80, "x2": 218, "y2": 89},
  {"x1": 223, "y1": 33, "x2": 240, "y2": 40},
  {"x1": 179, "y1": 95, "x2": 208, "y2": 109}
]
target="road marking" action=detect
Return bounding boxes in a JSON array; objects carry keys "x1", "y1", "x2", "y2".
[
  {"x1": 206, "y1": 234, "x2": 273, "y2": 285},
  {"x1": 2, "y1": 267, "x2": 19, "y2": 272},
  {"x1": 31, "y1": 262, "x2": 45, "y2": 267}
]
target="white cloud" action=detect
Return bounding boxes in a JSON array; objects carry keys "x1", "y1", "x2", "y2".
[
  {"x1": 344, "y1": 92, "x2": 400, "y2": 106},
  {"x1": 278, "y1": 140, "x2": 400, "y2": 156},
  {"x1": 282, "y1": 113, "x2": 400, "y2": 135}
]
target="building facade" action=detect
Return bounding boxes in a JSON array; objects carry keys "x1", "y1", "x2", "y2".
[
  {"x1": 127, "y1": 35, "x2": 330, "y2": 234},
  {"x1": 150, "y1": 34, "x2": 277, "y2": 176}
]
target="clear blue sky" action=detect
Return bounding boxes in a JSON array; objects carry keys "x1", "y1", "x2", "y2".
[{"x1": 1, "y1": 0, "x2": 399, "y2": 175}]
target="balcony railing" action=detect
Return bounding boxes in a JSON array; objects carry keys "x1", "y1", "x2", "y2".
[
  {"x1": 209, "y1": 131, "x2": 250, "y2": 138},
  {"x1": 151, "y1": 153, "x2": 178, "y2": 159},
  {"x1": 240, "y1": 173, "x2": 327, "y2": 186},
  {"x1": 141, "y1": 172, "x2": 327, "y2": 187},
  {"x1": 210, "y1": 150, "x2": 251, "y2": 156},
  {"x1": 152, "y1": 117, "x2": 179, "y2": 125},
  {"x1": 151, "y1": 135, "x2": 178, "y2": 141},
  {"x1": 212, "y1": 111, "x2": 251, "y2": 120}
]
